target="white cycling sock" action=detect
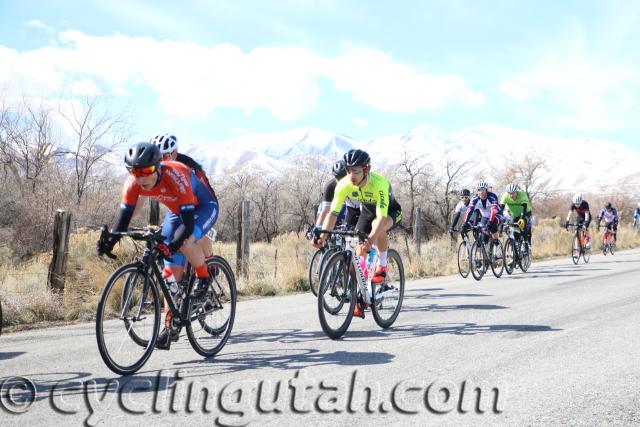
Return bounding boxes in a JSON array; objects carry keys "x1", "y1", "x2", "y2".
[{"x1": 378, "y1": 250, "x2": 388, "y2": 267}]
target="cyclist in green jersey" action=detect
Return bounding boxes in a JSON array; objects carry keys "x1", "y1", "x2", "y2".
[
  {"x1": 314, "y1": 149, "x2": 402, "y2": 286},
  {"x1": 500, "y1": 183, "x2": 533, "y2": 245}
]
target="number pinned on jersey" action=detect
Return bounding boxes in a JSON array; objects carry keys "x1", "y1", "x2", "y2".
[{"x1": 206, "y1": 228, "x2": 218, "y2": 242}]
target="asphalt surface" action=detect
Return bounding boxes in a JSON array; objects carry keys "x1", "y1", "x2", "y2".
[{"x1": 1, "y1": 248, "x2": 639, "y2": 426}]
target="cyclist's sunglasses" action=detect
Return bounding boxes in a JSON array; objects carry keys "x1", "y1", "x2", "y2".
[
  {"x1": 129, "y1": 164, "x2": 158, "y2": 177},
  {"x1": 346, "y1": 166, "x2": 365, "y2": 174}
]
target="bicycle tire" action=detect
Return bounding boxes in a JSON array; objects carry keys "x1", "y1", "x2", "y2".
[
  {"x1": 96, "y1": 263, "x2": 161, "y2": 375},
  {"x1": 121, "y1": 268, "x2": 154, "y2": 347},
  {"x1": 187, "y1": 257, "x2": 237, "y2": 357},
  {"x1": 572, "y1": 235, "x2": 581, "y2": 264},
  {"x1": 197, "y1": 256, "x2": 237, "y2": 337},
  {"x1": 519, "y1": 241, "x2": 531, "y2": 272},
  {"x1": 317, "y1": 251, "x2": 356, "y2": 339},
  {"x1": 610, "y1": 242, "x2": 615, "y2": 255},
  {"x1": 490, "y1": 241, "x2": 504, "y2": 278},
  {"x1": 503, "y1": 239, "x2": 516, "y2": 275},
  {"x1": 457, "y1": 240, "x2": 470, "y2": 278},
  {"x1": 308, "y1": 248, "x2": 324, "y2": 297},
  {"x1": 583, "y1": 245, "x2": 591, "y2": 263},
  {"x1": 470, "y1": 240, "x2": 486, "y2": 281},
  {"x1": 371, "y1": 249, "x2": 405, "y2": 328}
]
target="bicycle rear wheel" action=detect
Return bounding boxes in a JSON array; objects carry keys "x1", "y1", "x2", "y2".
[
  {"x1": 470, "y1": 241, "x2": 486, "y2": 281},
  {"x1": 490, "y1": 241, "x2": 504, "y2": 278},
  {"x1": 457, "y1": 240, "x2": 470, "y2": 278},
  {"x1": 572, "y1": 236, "x2": 581, "y2": 264},
  {"x1": 317, "y1": 251, "x2": 356, "y2": 339},
  {"x1": 371, "y1": 249, "x2": 404, "y2": 328},
  {"x1": 503, "y1": 239, "x2": 516, "y2": 275},
  {"x1": 519, "y1": 241, "x2": 531, "y2": 272},
  {"x1": 96, "y1": 263, "x2": 160, "y2": 375},
  {"x1": 188, "y1": 256, "x2": 237, "y2": 357},
  {"x1": 583, "y1": 244, "x2": 591, "y2": 263}
]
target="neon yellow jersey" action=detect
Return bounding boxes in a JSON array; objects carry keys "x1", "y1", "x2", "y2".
[
  {"x1": 500, "y1": 190, "x2": 531, "y2": 217},
  {"x1": 331, "y1": 172, "x2": 392, "y2": 218}
]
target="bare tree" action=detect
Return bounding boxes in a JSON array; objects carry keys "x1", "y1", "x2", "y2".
[
  {"x1": 498, "y1": 153, "x2": 550, "y2": 203},
  {"x1": 397, "y1": 147, "x2": 429, "y2": 232},
  {"x1": 58, "y1": 96, "x2": 130, "y2": 204},
  {"x1": 425, "y1": 157, "x2": 473, "y2": 235}
]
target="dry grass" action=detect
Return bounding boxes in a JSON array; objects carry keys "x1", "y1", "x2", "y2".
[{"x1": 2, "y1": 222, "x2": 640, "y2": 330}]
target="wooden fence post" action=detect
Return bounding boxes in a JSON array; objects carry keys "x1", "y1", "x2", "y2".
[
  {"x1": 236, "y1": 200, "x2": 251, "y2": 279},
  {"x1": 47, "y1": 209, "x2": 72, "y2": 294},
  {"x1": 241, "y1": 200, "x2": 250, "y2": 278},
  {"x1": 149, "y1": 199, "x2": 160, "y2": 225},
  {"x1": 414, "y1": 207, "x2": 422, "y2": 256}
]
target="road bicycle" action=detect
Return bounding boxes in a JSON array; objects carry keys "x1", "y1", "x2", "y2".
[
  {"x1": 95, "y1": 226, "x2": 236, "y2": 375},
  {"x1": 599, "y1": 224, "x2": 616, "y2": 256},
  {"x1": 307, "y1": 225, "x2": 348, "y2": 297},
  {"x1": 567, "y1": 223, "x2": 591, "y2": 264},
  {"x1": 469, "y1": 224, "x2": 504, "y2": 281},
  {"x1": 503, "y1": 220, "x2": 531, "y2": 274},
  {"x1": 316, "y1": 228, "x2": 405, "y2": 339}
]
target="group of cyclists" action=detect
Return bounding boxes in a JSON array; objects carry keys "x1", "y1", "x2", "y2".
[
  {"x1": 447, "y1": 183, "x2": 625, "y2": 252},
  {"x1": 96, "y1": 135, "x2": 635, "y2": 347}
]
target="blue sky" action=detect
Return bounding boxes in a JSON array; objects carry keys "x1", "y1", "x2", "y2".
[{"x1": 1, "y1": 0, "x2": 639, "y2": 150}]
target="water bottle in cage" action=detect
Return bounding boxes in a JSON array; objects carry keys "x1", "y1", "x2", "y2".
[{"x1": 163, "y1": 267, "x2": 179, "y2": 295}]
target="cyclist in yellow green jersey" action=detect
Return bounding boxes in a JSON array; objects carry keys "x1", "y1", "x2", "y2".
[
  {"x1": 500, "y1": 183, "x2": 533, "y2": 245},
  {"x1": 314, "y1": 149, "x2": 402, "y2": 286}
]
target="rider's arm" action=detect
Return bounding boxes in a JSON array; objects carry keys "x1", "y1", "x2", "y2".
[
  {"x1": 451, "y1": 211, "x2": 462, "y2": 230},
  {"x1": 463, "y1": 198, "x2": 477, "y2": 224},
  {"x1": 114, "y1": 177, "x2": 141, "y2": 232}
]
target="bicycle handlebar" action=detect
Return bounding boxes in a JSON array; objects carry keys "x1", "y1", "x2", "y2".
[{"x1": 98, "y1": 225, "x2": 166, "y2": 260}]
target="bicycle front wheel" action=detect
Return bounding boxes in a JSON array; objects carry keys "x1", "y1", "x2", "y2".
[
  {"x1": 308, "y1": 248, "x2": 324, "y2": 297},
  {"x1": 371, "y1": 249, "x2": 404, "y2": 328},
  {"x1": 188, "y1": 256, "x2": 237, "y2": 357},
  {"x1": 470, "y1": 241, "x2": 486, "y2": 281},
  {"x1": 583, "y1": 244, "x2": 591, "y2": 263},
  {"x1": 572, "y1": 236, "x2": 581, "y2": 264},
  {"x1": 96, "y1": 263, "x2": 160, "y2": 375},
  {"x1": 317, "y1": 251, "x2": 356, "y2": 339},
  {"x1": 457, "y1": 240, "x2": 470, "y2": 278}
]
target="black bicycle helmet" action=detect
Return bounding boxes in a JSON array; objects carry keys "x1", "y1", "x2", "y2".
[
  {"x1": 604, "y1": 202, "x2": 612, "y2": 209},
  {"x1": 124, "y1": 142, "x2": 162, "y2": 169},
  {"x1": 343, "y1": 149, "x2": 371, "y2": 167},
  {"x1": 459, "y1": 188, "x2": 471, "y2": 197},
  {"x1": 332, "y1": 160, "x2": 347, "y2": 179}
]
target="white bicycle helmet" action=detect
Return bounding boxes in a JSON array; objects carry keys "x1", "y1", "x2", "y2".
[
  {"x1": 476, "y1": 180, "x2": 489, "y2": 190},
  {"x1": 150, "y1": 134, "x2": 178, "y2": 155},
  {"x1": 572, "y1": 193, "x2": 582, "y2": 204},
  {"x1": 506, "y1": 183, "x2": 519, "y2": 193}
]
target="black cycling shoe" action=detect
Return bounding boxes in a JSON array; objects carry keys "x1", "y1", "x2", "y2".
[
  {"x1": 155, "y1": 328, "x2": 171, "y2": 350},
  {"x1": 191, "y1": 277, "x2": 212, "y2": 299}
]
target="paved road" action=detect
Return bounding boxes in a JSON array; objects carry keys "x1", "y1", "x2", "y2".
[{"x1": 1, "y1": 248, "x2": 639, "y2": 426}]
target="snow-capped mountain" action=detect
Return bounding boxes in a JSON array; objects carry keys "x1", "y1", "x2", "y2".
[{"x1": 178, "y1": 123, "x2": 640, "y2": 193}]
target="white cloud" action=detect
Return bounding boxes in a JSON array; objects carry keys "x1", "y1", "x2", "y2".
[
  {"x1": 0, "y1": 29, "x2": 483, "y2": 121},
  {"x1": 352, "y1": 118, "x2": 367, "y2": 128},
  {"x1": 24, "y1": 19, "x2": 55, "y2": 34},
  {"x1": 500, "y1": 45, "x2": 640, "y2": 131}
]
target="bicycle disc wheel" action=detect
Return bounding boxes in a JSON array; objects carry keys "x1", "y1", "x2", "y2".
[
  {"x1": 318, "y1": 251, "x2": 356, "y2": 339},
  {"x1": 470, "y1": 241, "x2": 486, "y2": 281},
  {"x1": 490, "y1": 242, "x2": 504, "y2": 278},
  {"x1": 371, "y1": 249, "x2": 404, "y2": 328},
  {"x1": 572, "y1": 236, "x2": 581, "y2": 264},
  {"x1": 503, "y1": 239, "x2": 515, "y2": 275},
  {"x1": 188, "y1": 256, "x2": 237, "y2": 357},
  {"x1": 308, "y1": 248, "x2": 323, "y2": 297},
  {"x1": 96, "y1": 263, "x2": 160, "y2": 375},
  {"x1": 519, "y1": 242, "x2": 531, "y2": 272},
  {"x1": 457, "y1": 240, "x2": 470, "y2": 278}
]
